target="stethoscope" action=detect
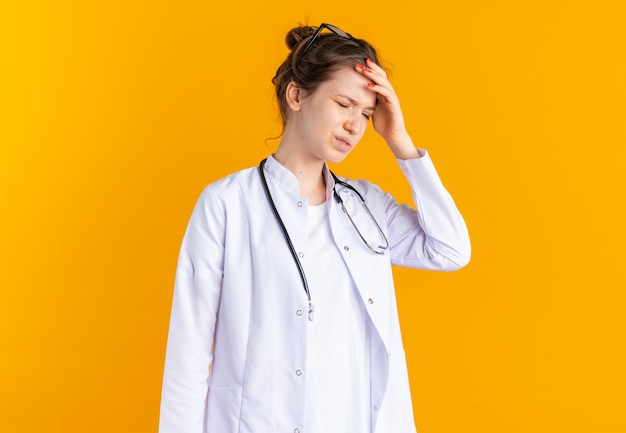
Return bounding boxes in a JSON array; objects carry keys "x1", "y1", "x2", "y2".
[{"x1": 258, "y1": 158, "x2": 389, "y2": 321}]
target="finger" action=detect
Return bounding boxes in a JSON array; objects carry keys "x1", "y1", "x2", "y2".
[
  {"x1": 367, "y1": 81, "x2": 397, "y2": 103},
  {"x1": 362, "y1": 66, "x2": 387, "y2": 84},
  {"x1": 357, "y1": 66, "x2": 396, "y2": 98},
  {"x1": 365, "y1": 58, "x2": 388, "y2": 78},
  {"x1": 356, "y1": 61, "x2": 388, "y2": 83}
]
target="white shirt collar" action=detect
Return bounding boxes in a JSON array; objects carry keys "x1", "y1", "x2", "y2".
[{"x1": 262, "y1": 154, "x2": 337, "y2": 202}]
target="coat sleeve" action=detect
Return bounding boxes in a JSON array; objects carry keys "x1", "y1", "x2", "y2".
[
  {"x1": 159, "y1": 186, "x2": 226, "y2": 433},
  {"x1": 365, "y1": 150, "x2": 471, "y2": 271}
]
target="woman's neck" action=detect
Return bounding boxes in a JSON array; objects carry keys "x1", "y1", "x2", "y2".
[{"x1": 274, "y1": 145, "x2": 327, "y2": 206}]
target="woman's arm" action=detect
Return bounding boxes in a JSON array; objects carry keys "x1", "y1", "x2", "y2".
[
  {"x1": 159, "y1": 187, "x2": 226, "y2": 433},
  {"x1": 354, "y1": 151, "x2": 471, "y2": 271},
  {"x1": 356, "y1": 59, "x2": 470, "y2": 270}
]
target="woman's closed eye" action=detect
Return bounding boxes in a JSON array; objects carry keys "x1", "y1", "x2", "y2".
[{"x1": 337, "y1": 101, "x2": 372, "y2": 120}]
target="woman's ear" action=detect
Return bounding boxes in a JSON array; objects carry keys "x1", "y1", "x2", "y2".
[{"x1": 285, "y1": 81, "x2": 303, "y2": 112}]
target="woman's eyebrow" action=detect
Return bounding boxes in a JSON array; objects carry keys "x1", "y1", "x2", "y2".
[{"x1": 337, "y1": 94, "x2": 376, "y2": 111}]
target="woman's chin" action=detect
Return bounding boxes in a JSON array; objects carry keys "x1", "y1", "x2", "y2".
[{"x1": 325, "y1": 145, "x2": 355, "y2": 164}]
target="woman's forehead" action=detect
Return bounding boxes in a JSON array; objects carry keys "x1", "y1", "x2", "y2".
[{"x1": 320, "y1": 68, "x2": 376, "y2": 106}]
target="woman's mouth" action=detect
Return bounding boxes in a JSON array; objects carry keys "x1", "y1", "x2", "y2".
[{"x1": 335, "y1": 136, "x2": 352, "y2": 150}]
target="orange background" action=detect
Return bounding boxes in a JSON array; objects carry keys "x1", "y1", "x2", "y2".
[{"x1": 1, "y1": 1, "x2": 625, "y2": 432}]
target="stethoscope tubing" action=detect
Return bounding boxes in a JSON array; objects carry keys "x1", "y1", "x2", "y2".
[{"x1": 258, "y1": 158, "x2": 389, "y2": 320}]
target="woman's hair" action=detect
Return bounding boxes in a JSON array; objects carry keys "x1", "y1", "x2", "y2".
[{"x1": 272, "y1": 25, "x2": 381, "y2": 127}]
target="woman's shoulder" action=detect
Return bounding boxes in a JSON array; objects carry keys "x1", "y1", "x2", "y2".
[{"x1": 194, "y1": 165, "x2": 261, "y2": 204}]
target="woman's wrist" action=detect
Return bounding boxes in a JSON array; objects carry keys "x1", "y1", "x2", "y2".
[{"x1": 388, "y1": 133, "x2": 421, "y2": 160}]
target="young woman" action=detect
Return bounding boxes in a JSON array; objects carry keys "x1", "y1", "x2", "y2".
[{"x1": 159, "y1": 23, "x2": 471, "y2": 433}]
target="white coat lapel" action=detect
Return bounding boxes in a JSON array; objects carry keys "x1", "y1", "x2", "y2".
[{"x1": 328, "y1": 198, "x2": 392, "y2": 352}]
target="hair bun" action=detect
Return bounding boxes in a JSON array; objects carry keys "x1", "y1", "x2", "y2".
[{"x1": 285, "y1": 26, "x2": 317, "y2": 51}]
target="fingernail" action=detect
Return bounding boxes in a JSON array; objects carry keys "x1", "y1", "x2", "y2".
[
  {"x1": 367, "y1": 83, "x2": 375, "y2": 88},
  {"x1": 365, "y1": 67, "x2": 373, "y2": 73},
  {"x1": 366, "y1": 57, "x2": 373, "y2": 63},
  {"x1": 356, "y1": 63, "x2": 364, "y2": 69}
]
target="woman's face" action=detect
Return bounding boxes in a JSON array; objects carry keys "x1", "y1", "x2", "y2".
[{"x1": 292, "y1": 66, "x2": 377, "y2": 164}]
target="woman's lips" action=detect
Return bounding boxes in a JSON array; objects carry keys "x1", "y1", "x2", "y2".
[{"x1": 335, "y1": 136, "x2": 352, "y2": 149}]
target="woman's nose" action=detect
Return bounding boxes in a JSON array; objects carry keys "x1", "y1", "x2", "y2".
[{"x1": 344, "y1": 112, "x2": 364, "y2": 135}]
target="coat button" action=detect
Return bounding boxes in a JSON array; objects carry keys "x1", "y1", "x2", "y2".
[
  {"x1": 298, "y1": 251, "x2": 304, "y2": 258},
  {"x1": 294, "y1": 429, "x2": 301, "y2": 433},
  {"x1": 368, "y1": 298, "x2": 374, "y2": 304},
  {"x1": 297, "y1": 201, "x2": 303, "y2": 207},
  {"x1": 295, "y1": 369, "x2": 302, "y2": 376},
  {"x1": 343, "y1": 245, "x2": 350, "y2": 251},
  {"x1": 296, "y1": 309, "x2": 303, "y2": 316}
]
